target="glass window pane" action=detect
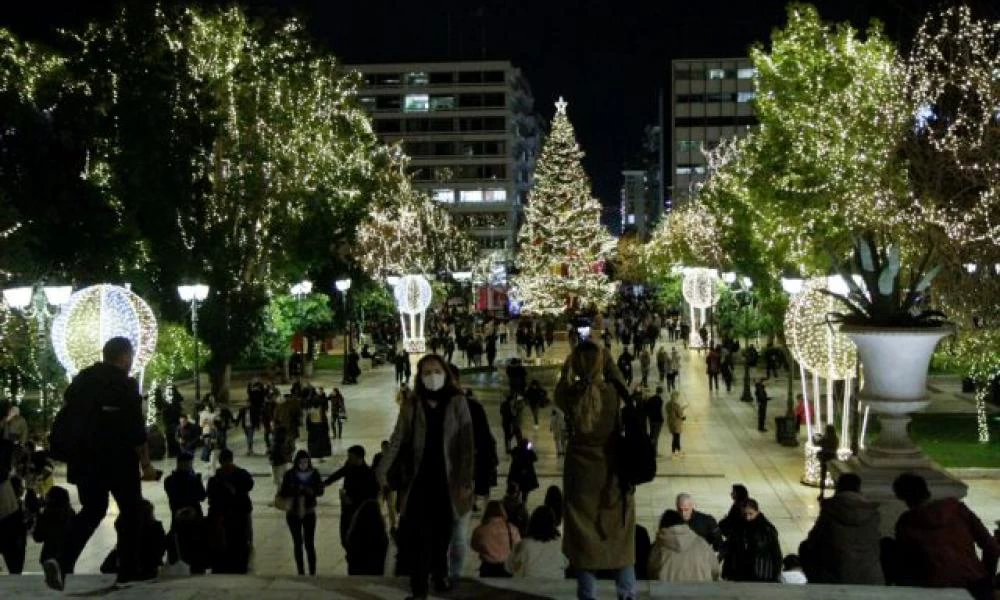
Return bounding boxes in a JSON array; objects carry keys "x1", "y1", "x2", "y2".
[
  {"x1": 375, "y1": 73, "x2": 401, "y2": 85},
  {"x1": 737, "y1": 91, "x2": 756, "y2": 103},
  {"x1": 460, "y1": 190, "x2": 484, "y2": 203},
  {"x1": 432, "y1": 189, "x2": 454, "y2": 203},
  {"x1": 429, "y1": 95, "x2": 455, "y2": 111},
  {"x1": 707, "y1": 68, "x2": 725, "y2": 80},
  {"x1": 737, "y1": 68, "x2": 756, "y2": 79},
  {"x1": 429, "y1": 72, "x2": 454, "y2": 84},
  {"x1": 404, "y1": 71, "x2": 429, "y2": 85},
  {"x1": 404, "y1": 94, "x2": 429, "y2": 112}
]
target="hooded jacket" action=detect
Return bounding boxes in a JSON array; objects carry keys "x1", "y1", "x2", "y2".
[
  {"x1": 799, "y1": 491, "x2": 884, "y2": 585},
  {"x1": 648, "y1": 524, "x2": 720, "y2": 582},
  {"x1": 895, "y1": 497, "x2": 1000, "y2": 589}
]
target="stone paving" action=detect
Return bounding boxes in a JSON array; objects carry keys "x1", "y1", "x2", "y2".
[{"x1": 4, "y1": 337, "x2": 999, "y2": 590}]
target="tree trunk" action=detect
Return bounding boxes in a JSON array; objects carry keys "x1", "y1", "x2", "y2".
[
  {"x1": 209, "y1": 363, "x2": 231, "y2": 405},
  {"x1": 282, "y1": 354, "x2": 291, "y2": 384}
]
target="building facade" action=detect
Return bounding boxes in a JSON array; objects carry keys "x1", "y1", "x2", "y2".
[
  {"x1": 670, "y1": 58, "x2": 757, "y2": 206},
  {"x1": 347, "y1": 61, "x2": 541, "y2": 253},
  {"x1": 619, "y1": 124, "x2": 663, "y2": 240}
]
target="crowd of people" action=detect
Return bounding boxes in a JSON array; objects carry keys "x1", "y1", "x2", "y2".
[{"x1": 0, "y1": 305, "x2": 997, "y2": 600}]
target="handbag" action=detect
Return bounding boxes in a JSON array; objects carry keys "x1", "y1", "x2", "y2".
[{"x1": 273, "y1": 492, "x2": 293, "y2": 512}]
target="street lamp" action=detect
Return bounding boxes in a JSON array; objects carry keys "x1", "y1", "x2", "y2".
[
  {"x1": 722, "y1": 271, "x2": 738, "y2": 285},
  {"x1": 290, "y1": 280, "x2": 313, "y2": 297},
  {"x1": 177, "y1": 284, "x2": 209, "y2": 403},
  {"x1": 3, "y1": 284, "x2": 73, "y2": 428},
  {"x1": 335, "y1": 279, "x2": 352, "y2": 384}
]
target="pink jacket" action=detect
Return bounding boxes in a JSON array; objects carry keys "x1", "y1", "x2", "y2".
[{"x1": 471, "y1": 517, "x2": 521, "y2": 564}]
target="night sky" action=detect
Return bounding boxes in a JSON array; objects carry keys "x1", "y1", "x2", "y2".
[{"x1": 2, "y1": 0, "x2": 990, "y2": 216}]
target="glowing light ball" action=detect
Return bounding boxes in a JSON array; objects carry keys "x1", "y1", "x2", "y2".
[
  {"x1": 682, "y1": 268, "x2": 720, "y2": 309},
  {"x1": 51, "y1": 284, "x2": 158, "y2": 377},
  {"x1": 394, "y1": 275, "x2": 433, "y2": 315},
  {"x1": 783, "y1": 278, "x2": 856, "y2": 380},
  {"x1": 393, "y1": 275, "x2": 433, "y2": 353}
]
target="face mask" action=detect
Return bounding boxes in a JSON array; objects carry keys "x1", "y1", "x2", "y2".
[{"x1": 422, "y1": 373, "x2": 446, "y2": 392}]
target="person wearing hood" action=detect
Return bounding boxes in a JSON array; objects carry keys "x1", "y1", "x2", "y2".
[
  {"x1": 278, "y1": 450, "x2": 325, "y2": 575},
  {"x1": 206, "y1": 449, "x2": 254, "y2": 574},
  {"x1": 470, "y1": 500, "x2": 521, "y2": 577},
  {"x1": 648, "y1": 510, "x2": 720, "y2": 582},
  {"x1": 798, "y1": 473, "x2": 883, "y2": 585},
  {"x1": 891, "y1": 472, "x2": 999, "y2": 600}
]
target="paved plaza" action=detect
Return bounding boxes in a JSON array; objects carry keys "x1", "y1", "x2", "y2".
[{"x1": 6, "y1": 338, "x2": 1000, "y2": 591}]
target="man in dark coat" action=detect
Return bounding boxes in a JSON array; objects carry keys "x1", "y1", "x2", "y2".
[
  {"x1": 506, "y1": 358, "x2": 528, "y2": 399},
  {"x1": 324, "y1": 445, "x2": 379, "y2": 548},
  {"x1": 617, "y1": 349, "x2": 634, "y2": 387},
  {"x1": 163, "y1": 452, "x2": 207, "y2": 571},
  {"x1": 465, "y1": 392, "x2": 498, "y2": 510},
  {"x1": 891, "y1": 473, "x2": 999, "y2": 600},
  {"x1": 206, "y1": 449, "x2": 255, "y2": 573},
  {"x1": 799, "y1": 473, "x2": 883, "y2": 585},
  {"x1": 45, "y1": 337, "x2": 154, "y2": 591},
  {"x1": 676, "y1": 493, "x2": 723, "y2": 551}
]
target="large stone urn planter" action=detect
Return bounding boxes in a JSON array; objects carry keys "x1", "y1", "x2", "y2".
[
  {"x1": 841, "y1": 324, "x2": 953, "y2": 468},
  {"x1": 833, "y1": 324, "x2": 966, "y2": 535}
]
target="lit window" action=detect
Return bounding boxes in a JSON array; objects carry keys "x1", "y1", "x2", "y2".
[
  {"x1": 737, "y1": 68, "x2": 756, "y2": 79},
  {"x1": 627, "y1": 214, "x2": 636, "y2": 224},
  {"x1": 358, "y1": 96, "x2": 376, "y2": 106},
  {"x1": 707, "y1": 68, "x2": 725, "y2": 80},
  {"x1": 432, "y1": 189, "x2": 454, "y2": 203},
  {"x1": 694, "y1": 166, "x2": 706, "y2": 175},
  {"x1": 405, "y1": 72, "x2": 429, "y2": 85},
  {"x1": 678, "y1": 140, "x2": 699, "y2": 152},
  {"x1": 483, "y1": 189, "x2": 507, "y2": 202},
  {"x1": 404, "y1": 94, "x2": 429, "y2": 112},
  {"x1": 460, "y1": 190, "x2": 484, "y2": 203},
  {"x1": 676, "y1": 167, "x2": 692, "y2": 175},
  {"x1": 737, "y1": 91, "x2": 756, "y2": 103},
  {"x1": 429, "y1": 96, "x2": 455, "y2": 111}
]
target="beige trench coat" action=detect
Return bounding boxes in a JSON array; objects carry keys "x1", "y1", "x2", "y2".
[{"x1": 555, "y1": 352, "x2": 636, "y2": 571}]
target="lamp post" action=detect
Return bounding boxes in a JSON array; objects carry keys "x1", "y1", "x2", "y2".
[
  {"x1": 335, "y1": 279, "x2": 352, "y2": 384},
  {"x1": 177, "y1": 284, "x2": 209, "y2": 404},
  {"x1": 3, "y1": 285, "x2": 72, "y2": 429},
  {"x1": 290, "y1": 280, "x2": 313, "y2": 373}
]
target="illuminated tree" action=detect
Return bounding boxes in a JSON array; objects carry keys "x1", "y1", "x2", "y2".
[
  {"x1": 645, "y1": 199, "x2": 730, "y2": 274},
  {"x1": 356, "y1": 183, "x2": 478, "y2": 279},
  {"x1": 513, "y1": 97, "x2": 617, "y2": 315}
]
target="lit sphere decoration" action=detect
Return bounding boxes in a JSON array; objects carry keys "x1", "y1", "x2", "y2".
[
  {"x1": 682, "y1": 268, "x2": 721, "y2": 309},
  {"x1": 393, "y1": 275, "x2": 433, "y2": 316},
  {"x1": 783, "y1": 278, "x2": 856, "y2": 380},
  {"x1": 51, "y1": 284, "x2": 158, "y2": 377}
]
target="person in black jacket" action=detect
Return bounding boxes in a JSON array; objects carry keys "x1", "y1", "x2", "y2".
[
  {"x1": 206, "y1": 449, "x2": 254, "y2": 574},
  {"x1": 725, "y1": 499, "x2": 782, "y2": 582},
  {"x1": 506, "y1": 358, "x2": 528, "y2": 399},
  {"x1": 44, "y1": 337, "x2": 155, "y2": 591},
  {"x1": 324, "y1": 445, "x2": 379, "y2": 549},
  {"x1": 279, "y1": 450, "x2": 325, "y2": 575},
  {"x1": 719, "y1": 483, "x2": 749, "y2": 580},
  {"x1": 163, "y1": 452, "x2": 207, "y2": 569},
  {"x1": 676, "y1": 493, "x2": 723, "y2": 551}
]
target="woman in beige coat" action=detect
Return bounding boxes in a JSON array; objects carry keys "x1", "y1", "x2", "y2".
[
  {"x1": 375, "y1": 354, "x2": 474, "y2": 600},
  {"x1": 555, "y1": 341, "x2": 637, "y2": 600},
  {"x1": 666, "y1": 390, "x2": 686, "y2": 458}
]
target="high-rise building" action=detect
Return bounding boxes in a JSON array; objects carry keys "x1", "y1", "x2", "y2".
[
  {"x1": 347, "y1": 61, "x2": 541, "y2": 253},
  {"x1": 619, "y1": 124, "x2": 663, "y2": 240},
  {"x1": 670, "y1": 58, "x2": 757, "y2": 206}
]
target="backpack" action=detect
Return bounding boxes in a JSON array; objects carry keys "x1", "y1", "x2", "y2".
[
  {"x1": 49, "y1": 386, "x2": 98, "y2": 463},
  {"x1": 615, "y1": 399, "x2": 656, "y2": 491}
]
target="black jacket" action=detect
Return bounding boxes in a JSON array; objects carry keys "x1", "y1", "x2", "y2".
[
  {"x1": 687, "y1": 510, "x2": 723, "y2": 551},
  {"x1": 63, "y1": 362, "x2": 146, "y2": 482},
  {"x1": 728, "y1": 514, "x2": 782, "y2": 582},
  {"x1": 279, "y1": 468, "x2": 325, "y2": 512},
  {"x1": 324, "y1": 462, "x2": 379, "y2": 505},
  {"x1": 164, "y1": 469, "x2": 207, "y2": 518},
  {"x1": 207, "y1": 465, "x2": 255, "y2": 515}
]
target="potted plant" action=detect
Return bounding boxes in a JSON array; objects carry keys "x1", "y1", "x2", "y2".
[{"x1": 823, "y1": 233, "x2": 953, "y2": 467}]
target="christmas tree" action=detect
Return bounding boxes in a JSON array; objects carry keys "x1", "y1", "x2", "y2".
[{"x1": 513, "y1": 97, "x2": 617, "y2": 315}]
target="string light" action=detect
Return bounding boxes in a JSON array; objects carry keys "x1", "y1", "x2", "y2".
[
  {"x1": 50, "y1": 284, "x2": 158, "y2": 378},
  {"x1": 513, "y1": 96, "x2": 617, "y2": 315},
  {"x1": 681, "y1": 268, "x2": 721, "y2": 310},
  {"x1": 784, "y1": 278, "x2": 857, "y2": 380}
]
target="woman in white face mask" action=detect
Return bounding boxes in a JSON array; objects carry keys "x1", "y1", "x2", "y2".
[{"x1": 375, "y1": 354, "x2": 474, "y2": 600}]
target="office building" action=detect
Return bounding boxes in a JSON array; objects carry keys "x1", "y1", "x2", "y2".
[
  {"x1": 347, "y1": 61, "x2": 541, "y2": 253},
  {"x1": 670, "y1": 58, "x2": 757, "y2": 205},
  {"x1": 619, "y1": 124, "x2": 663, "y2": 240}
]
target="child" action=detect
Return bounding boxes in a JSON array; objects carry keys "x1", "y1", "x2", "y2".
[
  {"x1": 32, "y1": 486, "x2": 75, "y2": 567},
  {"x1": 780, "y1": 554, "x2": 808, "y2": 584}
]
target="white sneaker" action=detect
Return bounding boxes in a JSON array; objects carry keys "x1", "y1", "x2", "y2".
[{"x1": 43, "y1": 559, "x2": 64, "y2": 591}]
